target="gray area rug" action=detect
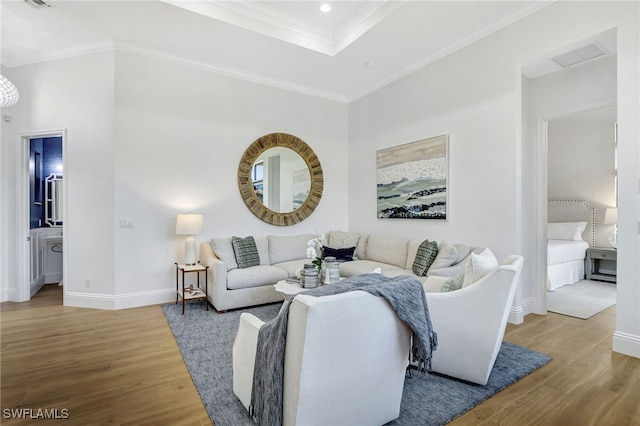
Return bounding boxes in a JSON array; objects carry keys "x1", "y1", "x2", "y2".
[
  {"x1": 162, "y1": 302, "x2": 552, "y2": 426},
  {"x1": 547, "y1": 279, "x2": 616, "y2": 319}
]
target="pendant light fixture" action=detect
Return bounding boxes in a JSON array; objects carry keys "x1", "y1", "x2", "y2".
[{"x1": 0, "y1": 75, "x2": 20, "y2": 107}]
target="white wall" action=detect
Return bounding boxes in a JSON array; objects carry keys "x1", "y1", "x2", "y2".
[
  {"x1": 348, "y1": 1, "x2": 639, "y2": 357},
  {"x1": 112, "y1": 51, "x2": 348, "y2": 306},
  {"x1": 547, "y1": 105, "x2": 617, "y2": 247},
  {"x1": 1, "y1": 66, "x2": 10, "y2": 301},
  {"x1": 1, "y1": 52, "x2": 116, "y2": 306},
  {"x1": 1, "y1": 49, "x2": 348, "y2": 308},
  {"x1": 1, "y1": 66, "x2": 12, "y2": 301},
  {"x1": 613, "y1": 3, "x2": 640, "y2": 358}
]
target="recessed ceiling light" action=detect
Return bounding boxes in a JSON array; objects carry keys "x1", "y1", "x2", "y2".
[
  {"x1": 320, "y1": 3, "x2": 331, "y2": 13},
  {"x1": 365, "y1": 62, "x2": 375, "y2": 68}
]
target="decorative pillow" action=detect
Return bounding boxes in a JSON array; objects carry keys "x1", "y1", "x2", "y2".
[
  {"x1": 355, "y1": 235, "x2": 368, "y2": 260},
  {"x1": 454, "y1": 244, "x2": 471, "y2": 264},
  {"x1": 210, "y1": 238, "x2": 238, "y2": 271},
  {"x1": 412, "y1": 240, "x2": 439, "y2": 276},
  {"x1": 254, "y1": 236, "x2": 271, "y2": 266},
  {"x1": 429, "y1": 241, "x2": 458, "y2": 270},
  {"x1": 462, "y1": 248, "x2": 499, "y2": 287},
  {"x1": 328, "y1": 231, "x2": 360, "y2": 249},
  {"x1": 231, "y1": 236, "x2": 260, "y2": 269},
  {"x1": 268, "y1": 234, "x2": 314, "y2": 265},
  {"x1": 366, "y1": 234, "x2": 409, "y2": 268},
  {"x1": 430, "y1": 241, "x2": 471, "y2": 270},
  {"x1": 547, "y1": 222, "x2": 587, "y2": 241},
  {"x1": 440, "y1": 273, "x2": 465, "y2": 292},
  {"x1": 322, "y1": 246, "x2": 356, "y2": 262}
]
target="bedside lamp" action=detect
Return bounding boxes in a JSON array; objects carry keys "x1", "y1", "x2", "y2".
[
  {"x1": 603, "y1": 207, "x2": 617, "y2": 249},
  {"x1": 176, "y1": 213, "x2": 203, "y2": 265}
]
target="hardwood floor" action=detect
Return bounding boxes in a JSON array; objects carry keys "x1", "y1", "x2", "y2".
[
  {"x1": 2, "y1": 285, "x2": 639, "y2": 425},
  {"x1": 453, "y1": 304, "x2": 640, "y2": 426},
  {"x1": 1, "y1": 285, "x2": 210, "y2": 425}
]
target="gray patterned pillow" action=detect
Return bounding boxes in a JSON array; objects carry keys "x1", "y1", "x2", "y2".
[
  {"x1": 412, "y1": 240, "x2": 439, "y2": 276},
  {"x1": 232, "y1": 236, "x2": 260, "y2": 269},
  {"x1": 440, "y1": 273, "x2": 465, "y2": 292},
  {"x1": 328, "y1": 231, "x2": 360, "y2": 249}
]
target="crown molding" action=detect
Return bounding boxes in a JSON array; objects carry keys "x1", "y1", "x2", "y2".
[
  {"x1": 161, "y1": 0, "x2": 334, "y2": 55},
  {"x1": 346, "y1": 1, "x2": 555, "y2": 102},
  {"x1": 3, "y1": 41, "x2": 114, "y2": 68},
  {"x1": 333, "y1": 1, "x2": 405, "y2": 53},
  {"x1": 113, "y1": 41, "x2": 349, "y2": 103},
  {"x1": 3, "y1": 38, "x2": 348, "y2": 103},
  {"x1": 160, "y1": 0, "x2": 397, "y2": 56}
]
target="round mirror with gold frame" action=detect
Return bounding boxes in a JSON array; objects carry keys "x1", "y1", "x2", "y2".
[{"x1": 238, "y1": 133, "x2": 323, "y2": 226}]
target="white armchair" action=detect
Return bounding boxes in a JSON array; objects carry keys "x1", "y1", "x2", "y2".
[
  {"x1": 425, "y1": 255, "x2": 524, "y2": 385},
  {"x1": 233, "y1": 290, "x2": 412, "y2": 426}
]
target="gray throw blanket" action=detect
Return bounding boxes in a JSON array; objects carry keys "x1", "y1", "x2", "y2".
[{"x1": 249, "y1": 273, "x2": 438, "y2": 426}]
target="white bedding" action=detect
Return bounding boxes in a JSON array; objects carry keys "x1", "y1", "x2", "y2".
[
  {"x1": 547, "y1": 239, "x2": 589, "y2": 291},
  {"x1": 547, "y1": 240, "x2": 589, "y2": 266}
]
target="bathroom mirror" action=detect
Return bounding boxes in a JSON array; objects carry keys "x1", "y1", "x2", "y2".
[
  {"x1": 45, "y1": 173, "x2": 63, "y2": 227},
  {"x1": 238, "y1": 133, "x2": 323, "y2": 226}
]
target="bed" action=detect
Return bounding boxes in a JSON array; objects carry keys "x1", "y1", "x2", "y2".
[{"x1": 547, "y1": 200, "x2": 595, "y2": 291}]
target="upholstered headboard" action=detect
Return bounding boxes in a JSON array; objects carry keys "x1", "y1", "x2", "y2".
[{"x1": 548, "y1": 199, "x2": 596, "y2": 247}]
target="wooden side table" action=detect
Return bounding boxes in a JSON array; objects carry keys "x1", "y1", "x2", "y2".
[
  {"x1": 585, "y1": 247, "x2": 617, "y2": 283},
  {"x1": 175, "y1": 262, "x2": 209, "y2": 314}
]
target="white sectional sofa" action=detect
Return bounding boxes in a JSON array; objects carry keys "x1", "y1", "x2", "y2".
[
  {"x1": 201, "y1": 234, "x2": 314, "y2": 312},
  {"x1": 201, "y1": 231, "x2": 481, "y2": 312},
  {"x1": 424, "y1": 255, "x2": 524, "y2": 384},
  {"x1": 339, "y1": 233, "x2": 480, "y2": 280}
]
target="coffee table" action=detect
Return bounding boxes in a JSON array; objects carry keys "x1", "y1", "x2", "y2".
[{"x1": 274, "y1": 280, "x2": 308, "y2": 300}]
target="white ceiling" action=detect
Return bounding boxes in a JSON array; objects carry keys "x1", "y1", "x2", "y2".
[{"x1": 2, "y1": 0, "x2": 607, "y2": 103}]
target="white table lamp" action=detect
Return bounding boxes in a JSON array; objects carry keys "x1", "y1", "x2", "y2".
[
  {"x1": 603, "y1": 207, "x2": 617, "y2": 249},
  {"x1": 176, "y1": 213, "x2": 203, "y2": 265}
]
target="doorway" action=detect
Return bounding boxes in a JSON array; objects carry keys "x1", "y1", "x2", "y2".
[
  {"x1": 544, "y1": 106, "x2": 618, "y2": 317},
  {"x1": 520, "y1": 28, "x2": 617, "y2": 316},
  {"x1": 18, "y1": 130, "x2": 66, "y2": 303}
]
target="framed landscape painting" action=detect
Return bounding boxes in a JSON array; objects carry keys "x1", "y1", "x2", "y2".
[{"x1": 377, "y1": 134, "x2": 448, "y2": 220}]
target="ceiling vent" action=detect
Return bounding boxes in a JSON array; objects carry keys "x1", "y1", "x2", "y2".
[
  {"x1": 551, "y1": 44, "x2": 606, "y2": 68},
  {"x1": 24, "y1": 0, "x2": 51, "y2": 9}
]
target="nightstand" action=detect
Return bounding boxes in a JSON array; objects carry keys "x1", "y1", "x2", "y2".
[
  {"x1": 175, "y1": 262, "x2": 209, "y2": 314},
  {"x1": 585, "y1": 247, "x2": 617, "y2": 283}
]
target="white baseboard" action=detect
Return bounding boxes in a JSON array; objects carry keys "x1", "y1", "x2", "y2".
[
  {"x1": 30, "y1": 276, "x2": 45, "y2": 297},
  {"x1": 1, "y1": 288, "x2": 16, "y2": 302},
  {"x1": 114, "y1": 288, "x2": 175, "y2": 310},
  {"x1": 45, "y1": 272, "x2": 63, "y2": 284},
  {"x1": 509, "y1": 304, "x2": 524, "y2": 324},
  {"x1": 64, "y1": 288, "x2": 176, "y2": 310},
  {"x1": 508, "y1": 296, "x2": 539, "y2": 324},
  {"x1": 65, "y1": 291, "x2": 117, "y2": 309},
  {"x1": 520, "y1": 296, "x2": 541, "y2": 315},
  {"x1": 612, "y1": 331, "x2": 640, "y2": 359}
]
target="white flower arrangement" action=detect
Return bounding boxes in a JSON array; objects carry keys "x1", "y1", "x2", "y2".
[{"x1": 307, "y1": 234, "x2": 325, "y2": 270}]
